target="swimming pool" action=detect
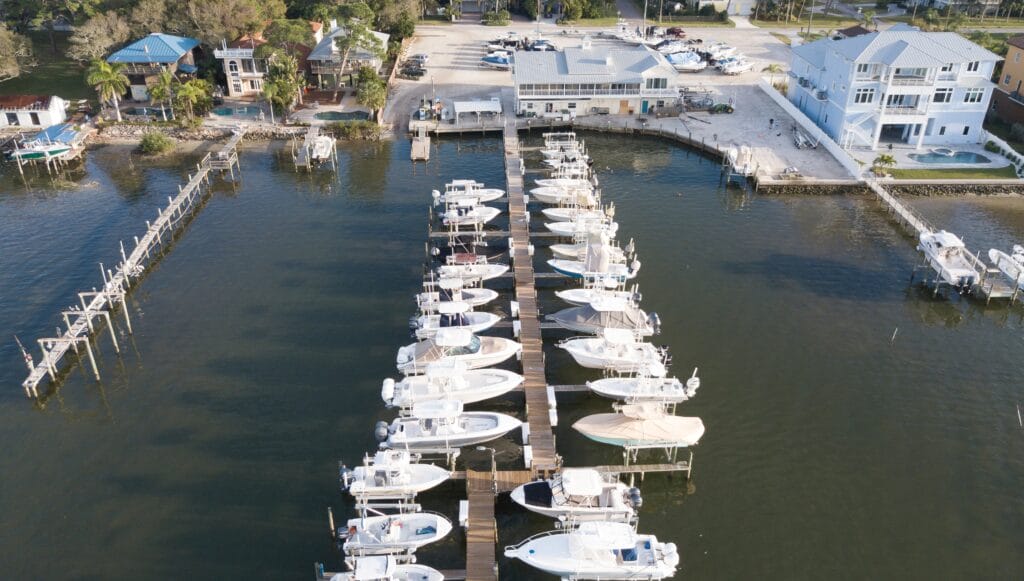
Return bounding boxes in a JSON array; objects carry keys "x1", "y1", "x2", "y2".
[
  {"x1": 212, "y1": 106, "x2": 264, "y2": 118},
  {"x1": 908, "y1": 150, "x2": 991, "y2": 164},
  {"x1": 314, "y1": 111, "x2": 370, "y2": 121},
  {"x1": 125, "y1": 106, "x2": 171, "y2": 117}
]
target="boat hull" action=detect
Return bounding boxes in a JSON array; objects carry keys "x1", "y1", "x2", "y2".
[
  {"x1": 560, "y1": 339, "x2": 660, "y2": 372},
  {"x1": 388, "y1": 368, "x2": 524, "y2": 407},
  {"x1": 555, "y1": 288, "x2": 634, "y2": 306},
  {"x1": 384, "y1": 411, "x2": 522, "y2": 450},
  {"x1": 347, "y1": 463, "x2": 451, "y2": 497},
  {"x1": 587, "y1": 377, "x2": 688, "y2": 402}
]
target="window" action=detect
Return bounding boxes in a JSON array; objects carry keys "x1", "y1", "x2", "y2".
[
  {"x1": 1016, "y1": 52, "x2": 1021, "y2": 63},
  {"x1": 29, "y1": 112, "x2": 39, "y2": 125},
  {"x1": 933, "y1": 88, "x2": 953, "y2": 103},
  {"x1": 939, "y1": 126, "x2": 946, "y2": 136},
  {"x1": 1005, "y1": 74, "x2": 1013, "y2": 85},
  {"x1": 228, "y1": 60, "x2": 239, "y2": 73},
  {"x1": 526, "y1": 102, "x2": 533, "y2": 109},
  {"x1": 941, "y1": 63, "x2": 953, "y2": 72},
  {"x1": 232, "y1": 82, "x2": 242, "y2": 94},
  {"x1": 854, "y1": 88, "x2": 875, "y2": 104},
  {"x1": 856, "y1": 63, "x2": 870, "y2": 74},
  {"x1": 248, "y1": 79, "x2": 260, "y2": 90},
  {"x1": 6, "y1": 112, "x2": 19, "y2": 125},
  {"x1": 567, "y1": 102, "x2": 576, "y2": 109},
  {"x1": 963, "y1": 126, "x2": 970, "y2": 135},
  {"x1": 966, "y1": 61, "x2": 980, "y2": 73},
  {"x1": 644, "y1": 78, "x2": 667, "y2": 90},
  {"x1": 964, "y1": 88, "x2": 984, "y2": 103}
]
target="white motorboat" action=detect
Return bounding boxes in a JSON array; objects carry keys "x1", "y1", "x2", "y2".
[
  {"x1": 440, "y1": 199, "x2": 501, "y2": 228},
  {"x1": 436, "y1": 252, "x2": 509, "y2": 282},
  {"x1": 530, "y1": 186, "x2": 597, "y2": 207},
  {"x1": 543, "y1": 131, "x2": 577, "y2": 147},
  {"x1": 545, "y1": 219, "x2": 619, "y2": 238},
  {"x1": 378, "y1": 399, "x2": 521, "y2": 450},
  {"x1": 481, "y1": 54, "x2": 511, "y2": 70},
  {"x1": 396, "y1": 328, "x2": 521, "y2": 374},
  {"x1": 534, "y1": 177, "x2": 592, "y2": 188},
  {"x1": 656, "y1": 41, "x2": 687, "y2": 54},
  {"x1": 504, "y1": 521, "x2": 679, "y2": 580},
  {"x1": 574, "y1": 403, "x2": 705, "y2": 448},
  {"x1": 310, "y1": 135, "x2": 336, "y2": 161},
  {"x1": 510, "y1": 468, "x2": 641, "y2": 523},
  {"x1": 341, "y1": 512, "x2": 452, "y2": 555},
  {"x1": 546, "y1": 295, "x2": 659, "y2": 336},
  {"x1": 559, "y1": 328, "x2": 663, "y2": 372},
  {"x1": 417, "y1": 277, "x2": 499, "y2": 312},
  {"x1": 988, "y1": 245, "x2": 1024, "y2": 289},
  {"x1": 550, "y1": 242, "x2": 626, "y2": 260},
  {"x1": 433, "y1": 181, "x2": 505, "y2": 204},
  {"x1": 721, "y1": 58, "x2": 753, "y2": 75},
  {"x1": 548, "y1": 237, "x2": 640, "y2": 281},
  {"x1": 541, "y1": 205, "x2": 610, "y2": 223},
  {"x1": 340, "y1": 450, "x2": 450, "y2": 497},
  {"x1": 588, "y1": 364, "x2": 700, "y2": 403},
  {"x1": 916, "y1": 230, "x2": 978, "y2": 289},
  {"x1": 705, "y1": 42, "x2": 736, "y2": 59},
  {"x1": 329, "y1": 556, "x2": 444, "y2": 581},
  {"x1": 413, "y1": 301, "x2": 501, "y2": 339},
  {"x1": 547, "y1": 161, "x2": 591, "y2": 179},
  {"x1": 543, "y1": 153, "x2": 591, "y2": 168},
  {"x1": 382, "y1": 360, "x2": 523, "y2": 408},
  {"x1": 555, "y1": 286, "x2": 635, "y2": 306},
  {"x1": 541, "y1": 144, "x2": 585, "y2": 159}
]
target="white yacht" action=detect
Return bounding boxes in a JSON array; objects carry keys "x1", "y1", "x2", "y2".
[
  {"x1": 504, "y1": 521, "x2": 679, "y2": 580},
  {"x1": 436, "y1": 253, "x2": 508, "y2": 283},
  {"x1": 396, "y1": 328, "x2": 521, "y2": 374},
  {"x1": 416, "y1": 277, "x2": 499, "y2": 312},
  {"x1": 541, "y1": 206, "x2": 609, "y2": 223},
  {"x1": 573, "y1": 403, "x2": 705, "y2": 448},
  {"x1": 328, "y1": 556, "x2": 444, "y2": 581},
  {"x1": 559, "y1": 328, "x2": 663, "y2": 372},
  {"x1": 545, "y1": 218, "x2": 619, "y2": 239},
  {"x1": 342, "y1": 512, "x2": 452, "y2": 555},
  {"x1": 988, "y1": 245, "x2": 1024, "y2": 289},
  {"x1": 917, "y1": 230, "x2": 978, "y2": 289},
  {"x1": 588, "y1": 364, "x2": 700, "y2": 403},
  {"x1": 412, "y1": 301, "x2": 501, "y2": 339},
  {"x1": 509, "y1": 468, "x2": 640, "y2": 523},
  {"x1": 378, "y1": 399, "x2": 521, "y2": 450},
  {"x1": 440, "y1": 199, "x2": 501, "y2": 228},
  {"x1": 435, "y1": 179, "x2": 505, "y2": 203},
  {"x1": 340, "y1": 450, "x2": 450, "y2": 497},
  {"x1": 382, "y1": 360, "x2": 523, "y2": 408},
  {"x1": 546, "y1": 295, "x2": 659, "y2": 336}
]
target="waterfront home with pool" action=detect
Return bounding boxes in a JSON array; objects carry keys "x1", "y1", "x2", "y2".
[
  {"x1": 787, "y1": 25, "x2": 1001, "y2": 151},
  {"x1": 212, "y1": 22, "x2": 321, "y2": 99},
  {"x1": 107, "y1": 33, "x2": 200, "y2": 102}
]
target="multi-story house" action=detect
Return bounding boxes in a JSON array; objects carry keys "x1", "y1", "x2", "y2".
[
  {"x1": 107, "y1": 33, "x2": 200, "y2": 101},
  {"x1": 513, "y1": 43, "x2": 681, "y2": 117},
  {"x1": 991, "y1": 35, "x2": 1024, "y2": 123},
  {"x1": 213, "y1": 22, "x2": 322, "y2": 99},
  {"x1": 307, "y1": 20, "x2": 390, "y2": 89},
  {"x1": 788, "y1": 26, "x2": 1001, "y2": 150}
]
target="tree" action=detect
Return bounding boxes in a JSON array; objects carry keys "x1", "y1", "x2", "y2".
[
  {"x1": 261, "y1": 82, "x2": 279, "y2": 124},
  {"x1": 762, "y1": 63, "x2": 783, "y2": 85},
  {"x1": 262, "y1": 49, "x2": 303, "y2": 116},
  {"x1": 0, "y1": 25, "x2": 33, "y2": 82},
  {"x1": 175, "y1": 78, "x2": 210, "y2": 121},
  {"x1": 68, "y1": 12, "x2": 131, "y2": 63},
  {"x1": 148, "y1": 69, "x2": 177, "y2": 121},
  {"x1": 334, "y1": 19, "x2": 385, "y2": 88},
  {"x1": 355, "y1": 65, "x2": 386, "y2": 118},
  {"x1": 24, "y1": 0, "x2": 103, "y2": 54},
  {"x1": 129, "y1": 0, "x2": 169, "y2": 37},
  {"x1": 862, "y1": 9, "x2": 876, "y2": 29},
  {"x1": 177, "y1": 0, "x2": 264, "y2": 46},
  {"x1": 87, "y1": 60, "x2": 129, "y2": 122},
  {"x1": 872, "y1": 154, "x2": 897, "y2": 175},
  {"x1": 263, "y1": 19, "x2": 315, "y2": 48}
]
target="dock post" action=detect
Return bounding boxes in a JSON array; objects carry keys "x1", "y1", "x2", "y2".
[
  {"x1": 100, "y1": 311, "x2": 119, "y2": 353},
  {"x1": 327, "y1": 506, "x2": 336, "y2": 539},
  {"x1": 82, "y1": 338, "x2": 100, "y2": 381}
]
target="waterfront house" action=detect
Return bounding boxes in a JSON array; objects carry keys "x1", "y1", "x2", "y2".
[
  {"x1": 0, "y1": 95, "x2": 68, "y2": 128},
  {"x1": 991, "y1": 35, "x2": 1024, "y2": 124},
  {"x1": 107, "y1": 33, "x2": 200, "y2": 101},
  {"x1": 307, "y1": 20, "x2": 389, "y2": 89},
  {"x1": 905, "y1": 0, "x2": 998, "y2": 16},
  {"x1": 512, "y1": 42, "x2": 681, "y2": 117},
  {"x1": 787, "y1": 26, "x2": 1001, "y2": 150},
  {"x1": 213, "y1": 22, "x2": 321, "y2": 99}
]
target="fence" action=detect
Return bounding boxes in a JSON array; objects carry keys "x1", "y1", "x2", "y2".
[{"x1": 978, "y1": 130, "x2": 1024, "y2": 178}]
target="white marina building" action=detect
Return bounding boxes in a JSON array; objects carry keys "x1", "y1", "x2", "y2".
[
  {"x1": 513, "y1": 43, "x2": 681, "y2": 117},
  {"x1": 787, "y1": 26, "x2": 1001, "y2": 150}
]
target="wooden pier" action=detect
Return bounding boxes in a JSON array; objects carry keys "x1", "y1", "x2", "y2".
[{"x1": 18, "y1": 131, "x2": 245, "y2": 398}]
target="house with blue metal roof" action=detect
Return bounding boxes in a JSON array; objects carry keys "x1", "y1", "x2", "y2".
[{"x1": 107, "y1": 33, "x2": 200, "y2": 101}]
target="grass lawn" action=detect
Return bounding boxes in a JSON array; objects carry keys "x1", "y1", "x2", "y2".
[
  {"x1": 0, "y1": 32, "x2": 92, "y2": 101},
  {"x1": 884, "y1": 14, "x2": 1024, "y2": 29},
  {"x1": 557, "y1": 17, "x2": 623, "y2": 26},
  {"x1": 753, "y1": 15, "x2": 861, "y2": 30},
  {"x1": 889, "y1": 165, "x2": 1020, "y2": 179},
  {"x1": 769, "y1": 32, "x2": 792, "y2": 45},
  {"x1": 559, "y1": 17, "x2": 735, "y2": 27}
]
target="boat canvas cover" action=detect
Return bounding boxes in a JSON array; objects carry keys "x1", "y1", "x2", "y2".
[
  {"x1": 560, "y1": 468, "x2": 603, "y2": 497},
  {"x1": 34, "y1": 123, "x2": 77, "y2": 144},
  {"x1": 523, "y1": 481, "x2": 554, "y2": 506},
  {"x1": 548, "y1": 303, "x2": 646, "y2": 332},
  {"x1": 352, "y1": 556, "x2": 395, "y2": 580},
  {"x1": 574, "y1": 409, "x2": 705, "y2": 447}
]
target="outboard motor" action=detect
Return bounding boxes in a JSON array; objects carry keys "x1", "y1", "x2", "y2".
[
  {"x1": 339, "y1": 463, "x2": 353, "y2": 491},
  {"x1": 381, "y1": 378, "x2": 396, "y2": 406},
  {"x1": 430, "y1": 245, "x2": 441, "y2": 257},
  {"x1": 409, "y1": 315, "x2": 421, "y2": 331},
  {"x1": 630, "y1": 259, "x2": 642, "y2": 277},
  {"x1": 685, "y1": 376, "x2": 701, "y2": 399},
  {"x1": 628, "y1": 487, "x2": 643, "y2": 509},
  {"x1": 397, "y1": 345, "x2": 414, "y2": 364},
  {"x1": 374, "y1": 420, "x2": 391, "y2": 442},
  {"x1": 431, "y1": 189, "x2": 441, "y2": 205},
  {"x1": 648, "y1": 312, "x2": 661, "y2": 335}
]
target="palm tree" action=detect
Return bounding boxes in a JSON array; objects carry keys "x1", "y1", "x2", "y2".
[
  {"x1": 762, "y1": 63, "x2": 783, "y2": 86},
  {"x1": 873, "y1": 153, "x2": 897, "y2": 175},
  {"x1": 148, "y1": 69, "x2": 176, "y2": 122},
  {"x1": 86, "y1": 60, "x2": 129, "y2": 122},
  {"x1": 262, "y1": 81, "x2": 278, "y2": 124},
  {"x1": 862, "y1": 9, "x2": 877, "y2": 29},
  {"x1": 175, "y1": 79, "x2": 207, "y2": 122}
]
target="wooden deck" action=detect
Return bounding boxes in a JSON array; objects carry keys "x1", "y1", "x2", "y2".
[
  {"x1": 465, "y1": 469, "x2": 499, "y2": 581},
  {"x1": 504, "y1": 117, "x2": 559, "y2": 473}
]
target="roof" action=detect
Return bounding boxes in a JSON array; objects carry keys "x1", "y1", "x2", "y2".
[
  {"x1": 1009, "y1": 35, "x2": 1024, "y2": 51},
  {"x1": 35, "y1": 123, "x2": 77, "y2": 144},
  {"x1": 0, "y1": 94, "x2": 54, "y2": 110},
  {"x1": 228, "y1": 32, "x2": 268, "y2": 49},
  {"x1": 799, "y1": 29, "x2": 1002, "y2": 70},
  {"x1": 107, "y1": 33, "x2": 199, "y2": 64},
  {"x1": 453, "y1": 99, "x2": 502, "y2": 115},
  {"x1": 514, "y1": 45, "x2": 675, "y2": 85},
  {"x1": 836, "y1": 25, "x2": 872, "y2": 38},
  {"x1": 307, "y1": 26, "x2": 390, "y2": 61}
]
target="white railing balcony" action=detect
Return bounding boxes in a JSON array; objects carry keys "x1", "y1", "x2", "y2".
[
  {"x1": 519, "y1": 88, "x2": 640, "y2": 98},
  {"x1": 937, "y1": 73, "x2": 957, "y2": 82},
  {"x1": 889, "y1": 76, "x2": 932, "y2": 86},
  {"x1": 214, "y1": 48, "x2": 254, "y2": 59},
  {"x1": 642, "y1": 88, "x2": 682, "y2": 98},
  {"x1": 882, "y1": 106, "x2": 925, "y2": 116},
  {"x1": 853, "y1": 75, "x2": 881, "y2": 83}
]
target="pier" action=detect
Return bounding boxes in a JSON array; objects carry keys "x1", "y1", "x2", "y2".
[{"x1": 18, "y1": 131, "x2": 245, "y2": 398}]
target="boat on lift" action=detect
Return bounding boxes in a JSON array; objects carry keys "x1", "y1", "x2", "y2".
[
  {"x1": 988, "y1": 244, "x2": 1024, "y2": 289},
  {"x1": 541, "y1": 203, "x2": 611, "y2": 223},
  {"x1": 588, "y1": 364, "x2": 699, "y2": 404},
  {"x1": 504, "y1": 521, "x2": 679, "y2": 580},
  {"x1": 440, "y1": 198, "x2": 501, "y2": 228},
  {"x1": 550, "y1": 236, "x2": 631, "y2": 261},
  {"x1": 412, "y1": 300, "x2": 501, "y2": 339},
  {"x1": 436, "y1": 252, "x2": 509, "y2": 282},
  {"x1": 548, "y1": 234, "x2": 640, "y2": 281},
  {"x1": 554, "y1": 279, "x2": 636, "y2": 306},
  {"x1": 509, "y1": 468, "x2": 641, "y2": 523},
  {"x1": 328, "y1": 556, "x2": 445, "y2": 581},
  {"x1": 545, "y1": 218, "x2": 618, "y2": 238},
  {"x1": 341, "y1": 511, "x2": 452, "y2": 555},
  {"x1": 530, "y1": 186, "x2": 597, "y2": 207},
  {"x1": 377, "y1": 399, "x2": 521, "y2": 450},
  {"x1": 382, "y1": 360, "x2": 523, "y2": 408},
  {"x1": 397, "y1": 328, "x2": 521, "y2": 374},
  {"x1": 340, "y1": 450, "x2": 450, "y2": 497},
  {"x1": 573, "y1": 402, "x2": 705, "y2": 449},
  {"x1": 542, "y1": 152, "x2": 591, "y2": 168},
  {"x1": 546, "y1": 295, "x2": 659, "y2": 336},
  {"x1": 559, "y1": 328, "x2": 664, "y2": 372},
  {"x1": 417, "y1": 277, "x2": 499, "y2": 312},
  {"x1": 916, "y1": 230, "x2": 978, "y2": 290},
  {"x1": 534, "y1": 177, "x2": 592, "y2": 188},
  {"x1": 433, "y1": 181, "x2": 505, "y2": 204}
]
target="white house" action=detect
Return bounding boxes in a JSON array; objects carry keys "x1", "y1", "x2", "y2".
[
  {"x1": 0, "y1": 95, "x2": 68, "y2": 128},
  {"x1": 513, "y1": 43, "x2": 681, "y2": 117},
  {"x1": 307, "y1": 20, "x2": 389, "y2": 89},
  {"x1": 213, "y1": 22, "x2": 323, "y2": 98},
  {"x1": 787, "y1": 26, "x2": 1001, "y2": 150}
]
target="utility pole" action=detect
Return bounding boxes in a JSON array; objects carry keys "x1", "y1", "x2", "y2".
[
  {"x1": 643, "y1": 0, "x2": 648, "y2": 38},
  {"x1": 807, "y1": 0, "x2": 816, "y2": 35}
]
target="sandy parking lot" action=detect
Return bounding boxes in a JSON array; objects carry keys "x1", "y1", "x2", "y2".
[{"x1": 386, "y1": 21, "x2": 852, "y2": 179}]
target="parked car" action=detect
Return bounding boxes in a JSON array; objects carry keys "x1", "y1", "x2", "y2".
[
  {"x1": 666, "y1": 27, "x2": 686, "y2": 38},
  {"x1": 409, "y1": 53, "x2": 429, "y2": 64},
  {"x1": 399, "y1": 65, "x2": 426, "y2": 79}
]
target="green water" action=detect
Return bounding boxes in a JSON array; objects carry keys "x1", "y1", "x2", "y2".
[{"x1": 1, "y1": 135, "x2": 1022, "y2": 579}]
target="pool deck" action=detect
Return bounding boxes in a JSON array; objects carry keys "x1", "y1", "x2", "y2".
[{"x1": 848, "y1": 143, "x2": 1012, "y2": 170}]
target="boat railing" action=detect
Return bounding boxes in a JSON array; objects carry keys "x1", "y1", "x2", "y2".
[{"x1": 503, "y1": 528, "x2": 566, "y2": 552}]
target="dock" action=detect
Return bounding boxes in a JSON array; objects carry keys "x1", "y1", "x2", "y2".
[{"x1": 18, "y1": 131, "x2": 245, "y2": 398}]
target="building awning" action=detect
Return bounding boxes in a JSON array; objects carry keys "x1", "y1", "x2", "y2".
[{"x1": 452, "y1": 100, "x2": 502, "y2": 116}]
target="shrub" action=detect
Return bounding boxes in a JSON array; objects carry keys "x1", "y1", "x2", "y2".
[
  {"x1": 698, "y1": 4, "x2": 717, "y2": 16},
  {"x1": 483, "y1": 10, "x2": 511, "y2": 25},
  {"x1": 1011, "y1": 122, "x2": 1024, "y2": 142},
  {"x1": 139, "y1": 131, "x2": 173, "y2": 155},
  {"x1": 330, "y1": 120, "x2": 382, "y2": 140},
  {"x1": 984, "y1": 140, "x2": 1001, "y2": 153}
]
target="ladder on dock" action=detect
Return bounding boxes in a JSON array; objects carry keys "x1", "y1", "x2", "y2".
[{"x1": 18, "y1": 131, "x2": 245, "y2": 398}]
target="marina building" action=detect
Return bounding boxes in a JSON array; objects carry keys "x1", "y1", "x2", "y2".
[
  {"x1": 0, "y1": 95, "x2": 67, "y2": 128},
  {"x1": 787, "y1": 26, "x2": 1001, "y2": 150},
  {"x1": 107, "y1": 33, "x2": 200, "y2": 101},
  {"x1": 512, "y1": 43, "x2": 681, "y2": 117}
]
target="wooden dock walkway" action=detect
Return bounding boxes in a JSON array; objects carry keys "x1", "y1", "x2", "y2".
[
  {"x1": 19, "y1": 132, "x2": 245, "y2": 397},
  {"x1": 465, "y1": 469, "x2": 499, "y2": 581}
]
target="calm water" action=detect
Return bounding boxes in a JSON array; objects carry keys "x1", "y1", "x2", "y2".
[{"x1": 1, "y1": 134, "x2": 1022, "y2": 579}]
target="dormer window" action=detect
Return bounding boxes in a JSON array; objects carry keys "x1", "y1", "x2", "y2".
[
  {"x1": 967, "y1": 61, "x2": 980, "y2": 72},
  {"x1": 856, "y1": 63, "x2": 869, "y2": 74}
]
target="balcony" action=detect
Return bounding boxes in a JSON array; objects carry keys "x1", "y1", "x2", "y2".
[
  {"x1": 642, "y1": 88, "x2": 682, "y2": 98},
  {"x1": 214, "y1": 48, "x2": 254, "y2": 59},
  {"x1": 882, "y1": 106, "x2": 925, "y2": 116},
  {"x1": 889, "y1": 76, "x2": 931, "y2": 86}
]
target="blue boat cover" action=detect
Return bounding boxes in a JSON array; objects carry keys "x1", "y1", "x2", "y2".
[
  {"x1": 34, "y1": 123, "x2": 77, "y2": 144},
  {"x1": 177, "y1": 63, "x2": 198, "y2": 74}
]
